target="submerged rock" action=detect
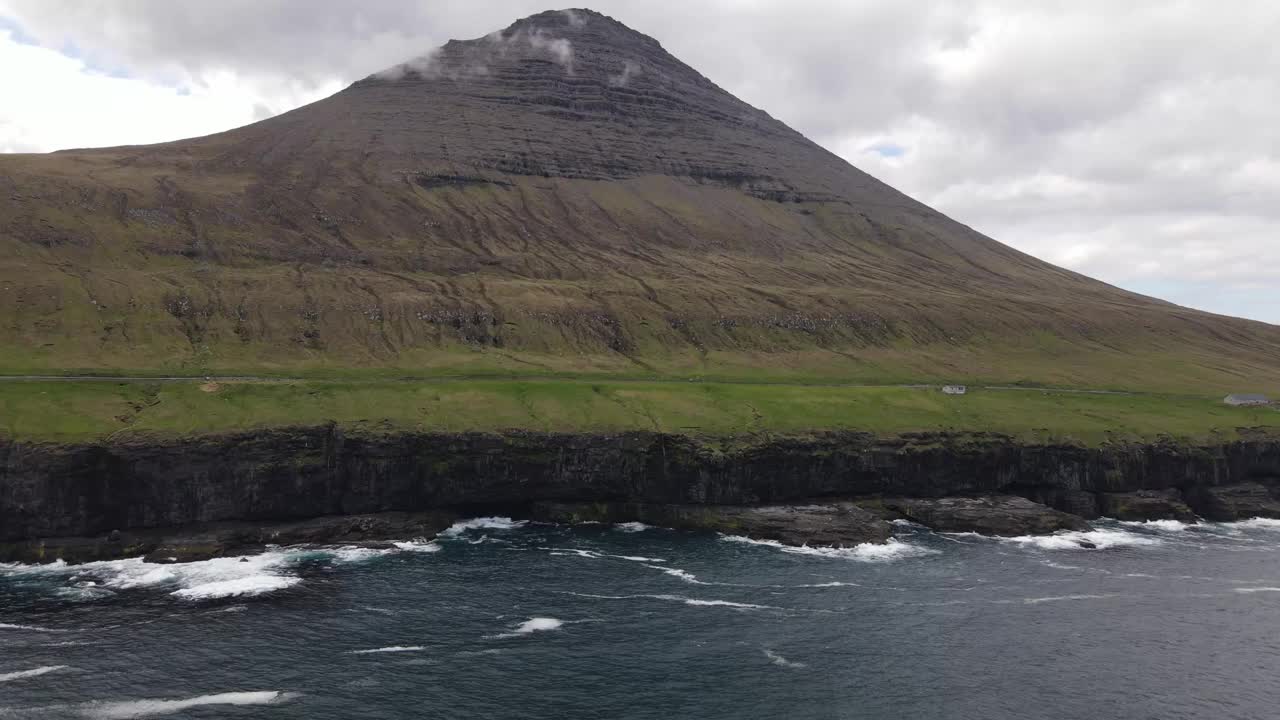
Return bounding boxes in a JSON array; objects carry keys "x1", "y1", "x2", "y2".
[
  {"x1": 1097, "y1": 489, "x2": 1198, "y2": 523},
  {"x1": 1190, "y1": 483, "x2": 1280, "y2": 522},
  {"x1": 878, "y1": 496, "x2": 1090, "y2": 536},
  {"x1": 528, "y1": 501, "x2": 893, "y2": 548}
]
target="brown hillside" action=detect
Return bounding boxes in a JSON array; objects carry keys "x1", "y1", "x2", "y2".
[{"x1": 1, "y1": 8, "x2": 1277, "y2": 390}]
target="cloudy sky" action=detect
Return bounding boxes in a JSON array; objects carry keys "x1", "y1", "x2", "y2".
[{"x1": 1, "y1": 1, "x2": 1276, "y2": 324}]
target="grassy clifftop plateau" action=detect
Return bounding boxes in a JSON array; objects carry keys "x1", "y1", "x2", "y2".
[{"x1": 2, "y1": 378, "x2": 1276, "y2": 445}]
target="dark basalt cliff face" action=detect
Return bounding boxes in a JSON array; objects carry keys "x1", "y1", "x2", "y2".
[{"x1": 4, "y1": 429, "x2": 1280, "y2": 545}]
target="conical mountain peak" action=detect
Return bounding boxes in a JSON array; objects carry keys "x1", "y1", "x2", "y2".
[
  {"x1": 367, "y1": 8, "x2": 697, "y2": 95},
  {"x1": 300, "y1": 7, "x2": 847, "y2": 196},
  {"x1": 4, "y1": 8, "x2": 1277, "y2": 390}
]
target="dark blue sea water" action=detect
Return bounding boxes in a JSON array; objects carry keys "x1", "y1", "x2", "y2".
[{"x1": 4, "y1": 518, "x2": 1280, "y2": 719}]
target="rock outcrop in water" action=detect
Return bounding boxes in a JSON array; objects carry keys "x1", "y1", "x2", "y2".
[
  {"x1": 874, "y1": 496, "x2": 1089, "y2": 536},
  {"x1": 3, "y1": 428, "x2": 1280, "y2": 562},
  {"x1": 529, "y1": 501, "x2": 893, "y2": 547},
  {"x1": 0, "y1": 511, "x2": 456, "y2": 565},
  {"x1": 1096, "y1": 490, "x2": 1198, "y2": 523}
]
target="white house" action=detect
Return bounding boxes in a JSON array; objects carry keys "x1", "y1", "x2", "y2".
[
  {"x1": 1224, "y1": 394, "x2": 1271, "y2": 407},
  {"x1": 942, "y1": 385, "x2": 968, "y2": 396}
]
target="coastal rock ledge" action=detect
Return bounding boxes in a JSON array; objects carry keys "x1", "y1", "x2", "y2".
[{"x1": 2, "y1": 428, "x2": 1280, "y2": 564}]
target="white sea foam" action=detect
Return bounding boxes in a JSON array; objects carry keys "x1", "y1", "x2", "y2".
[
  {"x1": 1234, "y1": 587, "x2": 1280, "y2": 594},
  {"x1": 763, "y1": 650, "x2": 807, "y2": 669},
  {"x1": 614, "y1": 522, "x2": 652, "y2": 533},
  {"x1": 673, "y1": 596, "x2": 778, "y2": 610},
  {"x1": 85, "y1": 552, "x2": 305, "y2": 601},
  {"x1": 1015, "y1": 594, "x2": 1122, "y2": 605},
  {"x1": 545, "y1": 547, "x2": 665, "y2": 563},
  {"x1": 492, "y1": 617, "x2": 565, "y2": 638},
  {"x1": 645, "y1": 565, "x2": 708, "y2": 585},
  {"x1": 998, "y1": 529, "x2": 1161, "y2": 551},
  {"x1": 0, "y1": 622, "x2": 60, "y2": 633},
  {"x1": 171, "y1": 575, "x2": 302, "y2": 600},
  {"x1": 0, "y1": 540, "x2": 427, "y2": 603},
  {"x1": 348, "y1": 646, "x2": 426, "y2": 654},
  {"x1": 1120, "y1": 519, "x2": 1194, "y2": 532},
  {"x1": 323, "y1": 546, "x2": 397, "y2": 564},
  {"x1": 793, "y1": 581, "x2": 861, "y2": 588},
  {"x1": 515, "y1": 617, "x2": 563, "y2": 633},
  {"x1": 78, "y1": 691, "x2": 298, "y2": 719},
  {"x1": 1233, "y1": 518, "x2": 1280, "y2": 530},
  {"x1": 549, "y1": 548, "x2": 602, "y2": 559},
  {"x1": 392, "y1": 539, "x2": 442, "y2": 552},
  {"x1": 440, "y1": 517, "x2": 528, "y2": 537},
  {"x1": 562, "y1": 591, "x2": 785, "y2": 611},
  {"x1": 56, "y1": 583, "x2": 115, "y2": 602},
  {"x1": 0, "y1": 665, "x2": 67, "y2": 683},
  {"x1": 59, "y1": 552, "x2": 299, "y2": 598},
  {"x1": 720, "y1": 535, "x2": 937, "y2": 563}
]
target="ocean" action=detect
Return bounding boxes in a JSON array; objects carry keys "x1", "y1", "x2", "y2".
[{"x1": 4, "y1": 518, "x2": 1280, "y2": 719}]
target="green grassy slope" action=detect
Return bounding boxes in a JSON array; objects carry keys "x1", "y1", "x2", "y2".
[
  {"x1": 2, "y1": 155, "x2": 1278, "y2": 395},
  {"x1": 3, "y1": 379, "x2": 1275, "y2": 444}
]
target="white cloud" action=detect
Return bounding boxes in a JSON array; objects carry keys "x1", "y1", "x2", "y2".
[{"x1": 0, "y1": 28, "x2": 341, "y2": 152}]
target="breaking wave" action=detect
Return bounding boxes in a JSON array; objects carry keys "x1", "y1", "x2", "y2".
[
  {"x1": 171, "y1": 575, "x2": 301, "y2": 600},
  {"x1": 0, "y1": 665, "x2": 67, "y2": 683},
  {"x1": 793, "y1": 581, "x2": 862, "y2": 588},
  {"x1": 1008, "y1": 594, "x2": 1123, "y2": 605},
  {"x1": 0, "y1": 623, "x2": 60, "y2": 633},
  {"x1": 676, "y1": 596, "x2": 779, "y2": 610},
  {"x1": 544, "y1": 547, "x2": 665, "y2": 563},
  {"x1": 614, "y1": 522, "x2": 652, "y2": 533},
  {"x1": 763, "y1": 649, "x2": 807, "y2": 668},
  {"x1": 563, "y1": 591, "x2": 786, "y2": 611},
  {"x1": 0, "y1": 540, "x2": 437, "y2": 603},
  {"x1": 349, "y1": 646, "x2": 426, "y2": 654},
  {"x1": 440, "y1": 517, "x2": 528, "y2": 537},
  {"x1": 491, "y1": 617, "x2": 565, "y2": 638},
  {"x1": 997, "y1": 529, "x2": 1162, "y2": 551},
  {"x1": 1232, "y1": 518, "x2": 1280, "y2": 530},
  {"x1": 720, "y1": 535, "x2": 938, "y2": 562},
  {"x1": 645, "y1": 565, "x2": 709, "y2": 585},
  {"x1": 1120, "y1": 520, "x2": 1194, "y2": 532},
  {"x1": 393, "y1": 540, "x2": 442, "y2": 552},
  {"x1": 77, "y1": 691, "x2": 298, "y2": 719}
]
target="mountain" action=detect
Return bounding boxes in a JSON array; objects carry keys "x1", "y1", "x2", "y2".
[{"x1": 1, "y1": 8, "x2": 1277, "y2": 391}]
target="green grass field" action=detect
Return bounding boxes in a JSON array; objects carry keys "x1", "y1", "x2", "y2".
[{"x1": 2, "y1": 378, "x2": 1275, "y2": 444}]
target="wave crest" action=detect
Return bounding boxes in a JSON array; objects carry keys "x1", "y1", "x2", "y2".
[{"x1": 720, "y1": 535, "x2": 937, "y2": 562}]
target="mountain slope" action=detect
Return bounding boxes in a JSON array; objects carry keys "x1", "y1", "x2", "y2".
[{"x1": 0, "y1": 8, "x2": 1277, "y2": 391}]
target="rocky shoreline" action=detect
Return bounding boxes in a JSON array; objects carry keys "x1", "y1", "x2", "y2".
[{"x1": 3, "y1": 427, "x2": 1280, "y2": 564}]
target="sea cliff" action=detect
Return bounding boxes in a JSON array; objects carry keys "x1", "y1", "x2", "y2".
[{"x1": 3, "y1": 427, "x2": 1280, "y2": 563}]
